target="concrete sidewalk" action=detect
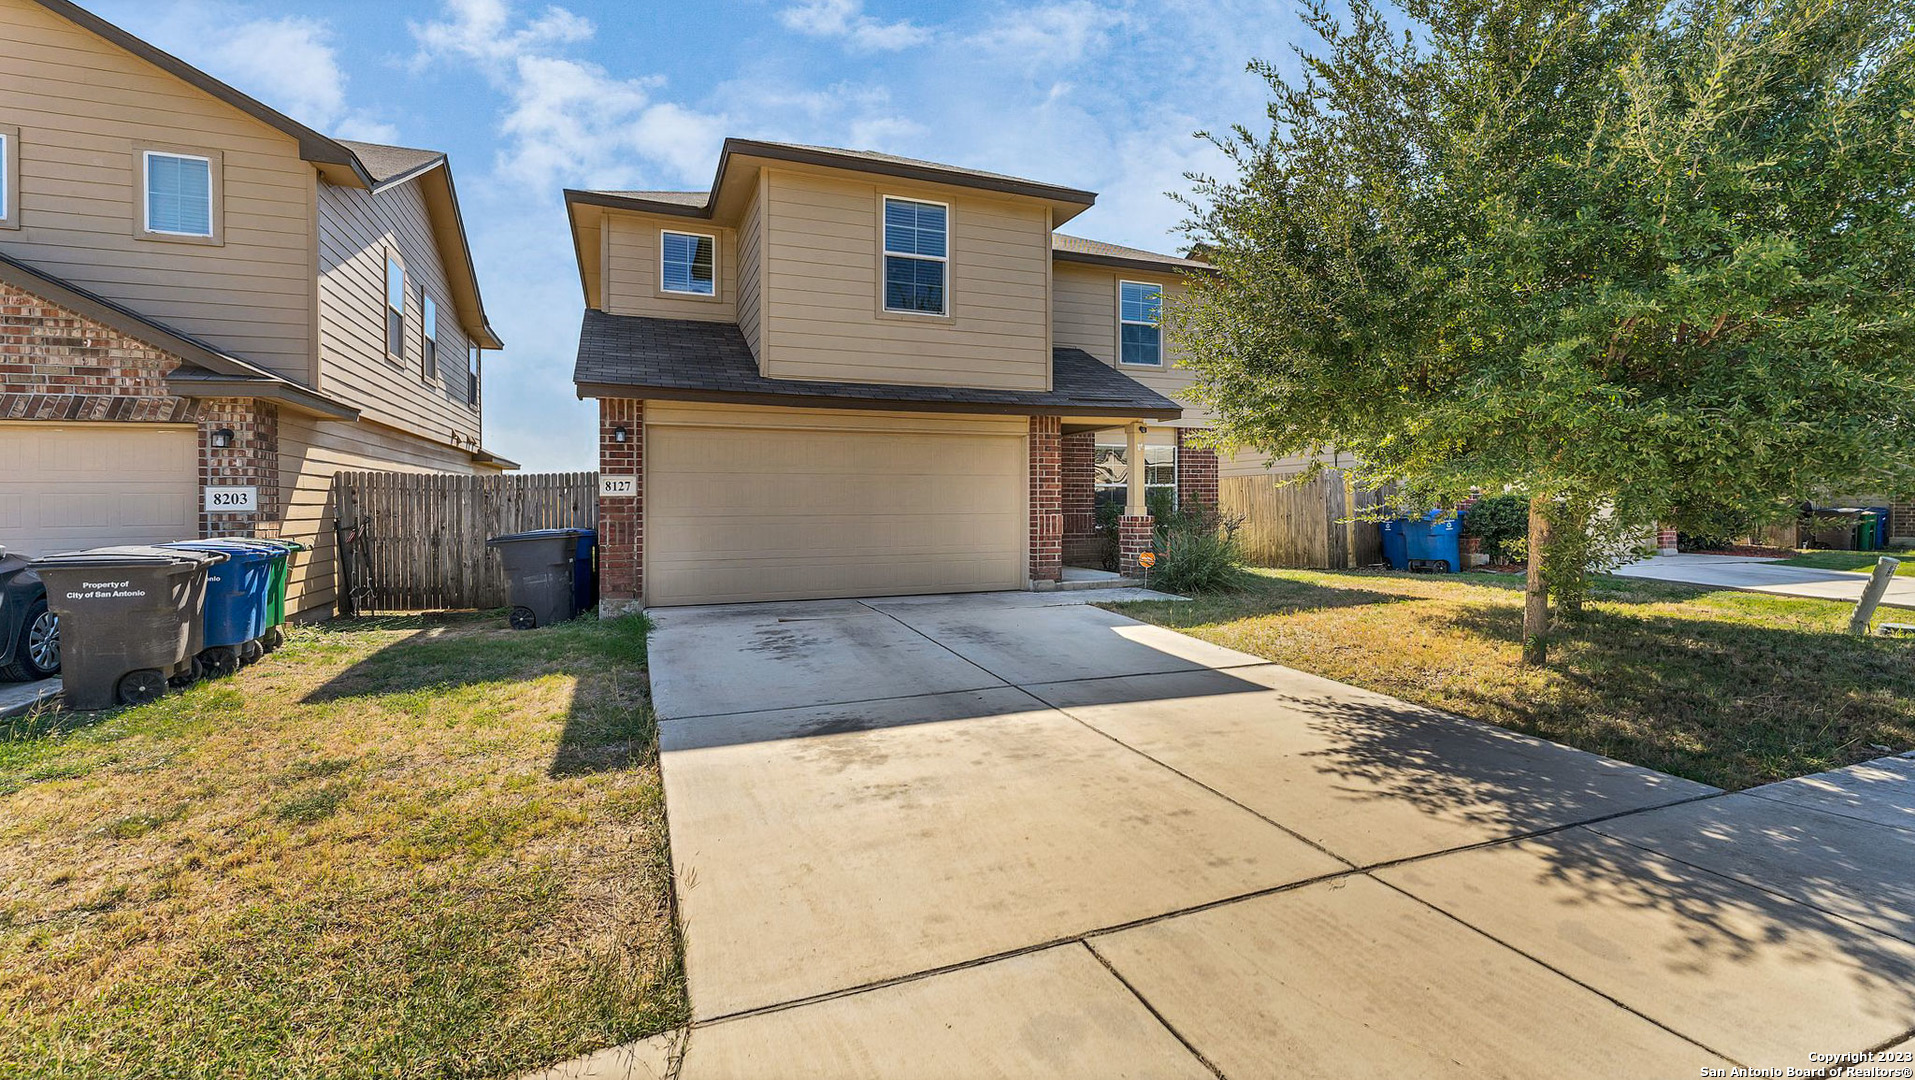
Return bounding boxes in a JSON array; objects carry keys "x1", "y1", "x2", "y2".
[
  {"x1": 1613, "y1": 552, "x2": 1915, "y2": 609},
  {"x1": 534, "y1": 590, "x2": 1915, "y2": 1079}
]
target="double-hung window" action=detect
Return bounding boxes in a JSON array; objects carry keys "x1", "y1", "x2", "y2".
[
  {"x1": 422, "y1": 295, "x2": 438, "y2": 381},
  {"x1": 467, "y1": 345, "x2": 482, "y2": 407},
  {"x1": 660, "y1": 230, "x2": 716, "y2": 296},
  {"x1": 385, "y1": 255, "x2": 406, "y2": 360},
  {"x1": 882, "y1": 197, "x2": 947, "y2": 315},
  {"x1": 1119, "y1": 281, "x2": 1163, "y2": 366},
  {"x1": 143, "y1": 150, "x2": 214, "y2": 238},
  {"x1": 0, "y1": 125, "x2": 16, "y2": 228}
]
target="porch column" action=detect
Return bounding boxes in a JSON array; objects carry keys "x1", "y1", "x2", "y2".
[{"x1": 1119, "y1": 422, "x2": 1155, "y2": 575}]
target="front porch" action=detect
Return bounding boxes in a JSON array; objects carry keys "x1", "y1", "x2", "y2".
[{"x1": 1033, "y1": 420, "x2": 1220, "y2": 581}]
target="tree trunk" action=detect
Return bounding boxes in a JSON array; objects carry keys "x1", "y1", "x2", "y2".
[{"x1": 1522, "y1": 494, "x2": 1552, "y2": 666}]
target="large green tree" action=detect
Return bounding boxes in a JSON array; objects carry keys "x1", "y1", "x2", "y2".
[{"x1": 1178, "y1": 0, "x2": 1915, "y2": 662}]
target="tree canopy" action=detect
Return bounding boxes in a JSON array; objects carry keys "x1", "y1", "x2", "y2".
[{"x1": 1178, "y1": 0, "x2": 1915, "y2": 542}]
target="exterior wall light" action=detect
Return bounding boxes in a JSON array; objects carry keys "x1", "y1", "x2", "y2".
[
  {"x1": 612, "y1": 425, "x2": 629, "y2": 443},
  {"x1": 210, "y1": 428, "x2": 236, "y2": 449}
]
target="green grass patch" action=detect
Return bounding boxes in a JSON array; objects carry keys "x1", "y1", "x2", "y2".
[
  {"x1": 0, "y1": 611, "x2": 683, "y2": 1079},
  {"x1": 1775, "y1": 549, "x2": 1915, "y2": 576},
  {"x1": 1105, "y1": 568, "x2": 1914, "y2": 790}
]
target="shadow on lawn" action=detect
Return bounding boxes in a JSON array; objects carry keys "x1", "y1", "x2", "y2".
[{"x1": 301, "y1": 613, "x2": 657, "y2": 779}]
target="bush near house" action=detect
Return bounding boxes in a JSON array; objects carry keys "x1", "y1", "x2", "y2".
[
  {"x1": 1149, "y1": 504, "x2": 1249, "y2": 594},
  {"x1": 1460, "y1": 495, "x2": 1529, "y2": 563}
]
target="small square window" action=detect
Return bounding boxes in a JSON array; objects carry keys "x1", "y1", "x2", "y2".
[
  {"x1": 661, "y1": 231, "x2": 716, "y2": 295},
  {"x1": 882, "y1": 197, "x2": 948, "y2": 315},
  {"x1": 1119, "y1": 281, "x2": 1163, "y2": 366},
  {"x1": 144, "y1": 151, "x2": 214, "y2": 237},
  {"x1": 386, "y1": 256, "x2": 406, "y2": 359}
]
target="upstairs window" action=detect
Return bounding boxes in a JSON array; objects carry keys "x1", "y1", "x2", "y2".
[
  {"x1": 143, "y1": 151, "x2": 214, "y2": 238},
  {"x1": 660, "y1": 230, "x2": 716, "y2": 295},
  {"x1": 882, "y1": 197, "x2": 947, "y2": 315},
  {"x1": 0, "y1": 125, "x2": 16, "y2": 228},
  {"x1": 1119, "y1": 281, "x2": 1163, "y2": 366},
  {"x1": 422, "y1": 295, "x2": 438, "y2": 381},
  {"x1": 467, "y1": 345, "x2": 482, "y2": 408},
  {"x1": 385, "y1": 255, "x2": 406, "y2": 360}
]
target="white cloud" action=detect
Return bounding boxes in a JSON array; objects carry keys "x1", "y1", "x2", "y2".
[
  {"x1": 966, "y1": 1, "x2": 1129, "y2": 67},
  {"x1": 778, "y1": 0, "x2": 931, "y2": 52}
]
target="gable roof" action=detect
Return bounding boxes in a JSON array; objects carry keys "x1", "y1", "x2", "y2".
[
  {"x1": 572, "y1": 310, "x2": 1181, "y2": 420},
  {"x1": 0, "y1": 250, "x2": 358, "y2": 420},
  {"x1": 24, "y1": 2, "x2": 501, "y2": 349},
  {"x1": 1052, "y1": 234, "x2": 1213, "y2": 274}
]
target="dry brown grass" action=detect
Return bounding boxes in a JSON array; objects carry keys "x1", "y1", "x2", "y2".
[{"x1": 0, "y1": 613, "x2": 684, "y2": 1079}]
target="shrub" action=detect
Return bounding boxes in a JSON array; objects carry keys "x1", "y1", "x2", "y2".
[
  {"x1": 1148, "y1": 504, "x2": 1247, "y2": 593},
  {"x1": 1461, "y1": 494, "x2": 1529, "y2": 562}
]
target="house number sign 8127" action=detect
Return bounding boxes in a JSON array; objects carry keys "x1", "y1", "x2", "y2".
[{"x1": 600, "y1": 476, "x2": 638, "y2": 498}]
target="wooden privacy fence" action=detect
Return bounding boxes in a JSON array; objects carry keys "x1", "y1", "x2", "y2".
[
  {"x1": 333, "y1": 471, "x2": 598, "y2": 613},
  {"x1": 1220, "y1": 470, "x2": 1388, "y2": 569}
]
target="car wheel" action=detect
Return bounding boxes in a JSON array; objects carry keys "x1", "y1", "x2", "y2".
[{"x1": 0, "y1": 599, "x2": 58, "y2": 681}]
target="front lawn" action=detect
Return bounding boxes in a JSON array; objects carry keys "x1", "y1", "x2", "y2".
[
  {"x1": 0, "y1": 613, "x2": 684, "y2": 1079},
  {"x1": 1105, "y1": 569, "x2": 1914, "y2": 791},
  {"x1": 1776, "y1": 549, "x2": 1915, "y2": 576}
]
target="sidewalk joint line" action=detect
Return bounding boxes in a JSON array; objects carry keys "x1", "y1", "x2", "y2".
[{"x1": 1081, "y1": 939, "x2": 1228, "y2": 1080}]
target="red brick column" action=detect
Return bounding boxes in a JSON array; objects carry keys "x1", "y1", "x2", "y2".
[
  {"x1": 1655, "y1": 525, "x2": 1679, "y2": 556},
  {"x1": 1892, "y1": 499, "x2": 1914, "y2": 545},
  {"x1": 1029, "y1": 416, "x2": 1063, "y2": 583},
  {"x1": 599, "y1": 399, "x2": 644, "y2": 615},
  {"x1": 1175, "y1": 428, "x2": 1218, "y2": 511},
  {"x1": 198, "y1": 398, "x2": 280, "y2": 537},
  {"x1": 1119, "y1": 515, "x2": 1155, "y2": 576},
  {"x1": 1061, "y1": 430, "x2": 1097, "y2": 565}
]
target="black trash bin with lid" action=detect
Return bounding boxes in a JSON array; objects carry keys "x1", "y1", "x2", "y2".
[
  {"x1": 487, "y1": 528, "x2": 593, "y2": 630},
  {"x1": 31, "y1": 546, "x2": 225, "y2": 710}
]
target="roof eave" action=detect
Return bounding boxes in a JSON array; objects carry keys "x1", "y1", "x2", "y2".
[
  {"x1": 719, "y1": 138, "x2": 1098, "y2": 208},
  {"x1": 572, "y1": 380, "x2": 1182, "y2": 421},
  {"x1": 1052, "y1": 250, "x2": 1216, "y2": 276},
  {"x1": 165, "y1": 374, "x2": 361, "y2": 421},
  {"x1": 564, "y1": 189, "x2": 713, "y2": 219}
]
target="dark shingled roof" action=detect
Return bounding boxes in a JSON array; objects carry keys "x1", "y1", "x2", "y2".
[
  {"x1": 337, "y1": 141, "x2": 446, "y2": 186},
  {"x1": 573, "y1": 311, "x2": 1181, "y2": 419},
  {"x1": 1052, "y1": 234, "x2": 1213, "y2": 273}
]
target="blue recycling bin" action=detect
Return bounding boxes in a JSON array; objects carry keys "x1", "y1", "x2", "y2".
[
  {"x1": 1403, "y1": 511, "x2": 1461, "y2": 572},
  {"x1": 1867, "y1": 506, "x2": 1892, "y2": 549},
  {"x1": 1379, "y1": 519, "x2": 1408, "y2": 570},
  {"x1": 161, "y1": 539, "x2": 276, "y2": 675},
  {"x1": 572, "y1": 530, "x2": 599, "y2": 615}
]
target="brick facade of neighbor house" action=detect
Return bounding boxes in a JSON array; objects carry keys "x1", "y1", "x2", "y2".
[
  {"x1": 598, "y1": 398, "x2": 644, "y2": 616},
  {"x1": 0, "y1": 280, "x2": 195, "y2": 423},
  {"x1": 1893, "y1": 500, "x2": 1915, "y2": 544},
  {"x1": 1176, "y1": 428, "x2": 1219, "y2": 510},
  {"x1": 1029, "y1": 416, "x2": 1063, "y2": 582},
  {"x1": 1655, "y1": 525, "x2": 1679, "y2": 555},
  {"x1": 1061, "y1": 430, "x2": 1098, "y2": 567},
  {"x1": 197, "y1": 397, "x2": 280, "y2": 537}
]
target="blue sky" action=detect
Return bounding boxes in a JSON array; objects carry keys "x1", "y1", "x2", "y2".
[{"x1": 82, "y1": 0, "x2": 1307, "y2": 472}]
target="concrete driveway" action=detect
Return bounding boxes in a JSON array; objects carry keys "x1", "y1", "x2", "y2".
[
  {"x1": 1614, "y1": 552, "x2": 1915, "y2": 609},
  {"x1": 548, "y1": 591, "x2": 1915, "y2": 1079}
]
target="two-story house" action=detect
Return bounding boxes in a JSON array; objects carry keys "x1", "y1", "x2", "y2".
[
  {"x1": 0, "y1": 0, "x2": 509, "y2": 617},
  {"x1": 569, "y1": 139, "x2": 1242, "y2": 610}
]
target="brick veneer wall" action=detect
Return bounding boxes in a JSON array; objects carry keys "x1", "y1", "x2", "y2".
[
  {"x1": 599, "y1": 398, "x2": 644, "y2": 615},
  {"x1": 1119, "y1": 515, "x2": 1155, "y2": 576},
  {"x1": 1176, "y1": 428, "x2": 1219, "y2": 510},
  {"x1": 1893, "y1": 500, "x2": 1915, "y2": 544},
  {"x1": 1029, "y1": 416, "x2": 1063, "y2": 583},
  {"x1": 1061, "y1": 430, "x2": 1098, "y2": 566},
  {"x1": 197, "y1": 397, "x2": 280, "y2": 538},
  {"x1": 0, "y1": 280, "x2": 195, "y2": 422}
]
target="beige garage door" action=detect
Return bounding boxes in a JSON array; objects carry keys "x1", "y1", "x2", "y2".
[
  {"x1": 646, "y1": 404, "x2": 1026, "y2": 606},
  {"x1": 0, "y1": 423, "x2": 198, "y2": 557}
]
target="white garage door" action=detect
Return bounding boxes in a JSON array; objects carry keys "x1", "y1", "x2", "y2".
[
  {"x1": 0, "y1": 423, "x2": 198, "y2": 557},
  {"x1": 646, "y1": 404, "x2": 1027, "y2": 606}
]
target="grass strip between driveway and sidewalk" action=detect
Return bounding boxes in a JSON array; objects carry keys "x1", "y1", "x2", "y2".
[
  {"x1": 0, "y1": 612, "x2": 685, "y2": 1080},
  {"x1": 1105, "y1": 568, "x2": 1915, "y2": 791}
]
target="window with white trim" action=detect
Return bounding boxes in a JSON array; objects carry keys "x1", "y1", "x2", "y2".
[
  {"x1": 1119, "y1": 281, "x2": 1163, "y2": 366},
  {"x1": 422, "y1": 294, "x2": 438, "y2": 381},
  {"x1": 467, "y1": 345, "x2": 482, "y2": 407},
  {"x1": 660, "y1": 230, "x2": 716, "y2": 295},
  {"x1": 143, "y1": 151, "x2": 214, "y2": 237},
  {"x1": 0, "y1": 127, "x2": 14, "y2": 227},
  {"x1": 882, "y1": 197, "x2": 947, "y2": 315},
  {"x1": 1093, "y1": 440, "x2": 1177, "y2": 513},
  {"x1": 385, "y1": 255, "x2": 406, "y2": 359}
]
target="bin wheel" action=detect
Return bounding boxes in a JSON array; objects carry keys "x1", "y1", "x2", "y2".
[
  {"x1": 116, "y1": 669, "x2": 167, "y2": 706},
  {"x1": 203, "y1": 646, "x2": 241, "y2": 679},
  {"x1": 169, "y1": 656, "x2": 204, "y2": 688},
  {"x1": 239, "y1": 640, "x2": 264, "y2": 666},
  {"x1": 509, "y1": 606, "x2": 539, "y2": 631},
  {"x1": 262, "y1": 626, "x2": 285, "y2": 652}
]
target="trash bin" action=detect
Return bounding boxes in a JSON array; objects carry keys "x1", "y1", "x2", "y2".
[
  {"x1": 1866, "y1": 507, "x2": 1892, "y2": 550},
  {"x1": 31, "y1": 546, "x2": 224, "y2": 710},
  {"x1": 1404, "y1": 510, "x2": 1461, "y2": 573},
  {"x1": 209, "y1": 538, "x2": 306, "y2": 650},
  {"x1": 572, "y1": 530, "x2": 599, "y2": 617},
  {"x1": 162, "y1": 540, "x2": 278, "y2": 676},
  {"x1": 1379, "y1": 519, "x2": 1409, "y2": 570},
  {"x1": 487, "y1": 528, "x2": 592, "y2": 630}
]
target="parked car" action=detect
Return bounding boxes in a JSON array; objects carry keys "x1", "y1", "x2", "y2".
[{"x1": 0, "y1": 548, "x2": 60, "y2": 681}]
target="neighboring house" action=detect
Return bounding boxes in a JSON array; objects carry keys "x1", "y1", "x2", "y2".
[
  {"x1": 568, "y1": 139, "x2": 1256, "y2": 610},
  {"x1": 0, "y1": 0, "x2": 509, "y2": 617}
]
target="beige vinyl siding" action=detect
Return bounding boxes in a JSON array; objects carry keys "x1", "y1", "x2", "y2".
[
  {"x1": 316, "y1": 178, "x2": 479, "y2": 444},
  {"x1": 1052, "y1": 262, "x2": 1205, "y2": 426},
  {"x1": 737, "y1": 179, "x2": 764, "y2": 361},
  {"x1": 759, "y1": 170, "x2": 1051, "y2": 391},
  {"x1": 276, "y1": 413, "x2": 482, "y2": 616},
  {"x1": 0, "y1": 0, "x2": 316, "y2": 383},
  {"x1": 1219, "y1": 445, "x2": 1359, "y2": 479},
  {"x1": 601, "y1": 209, "x2": 738, "y2": 323},
  {"x1": 644, "y1": 402, "x2": 1027, "y2": 605}
]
